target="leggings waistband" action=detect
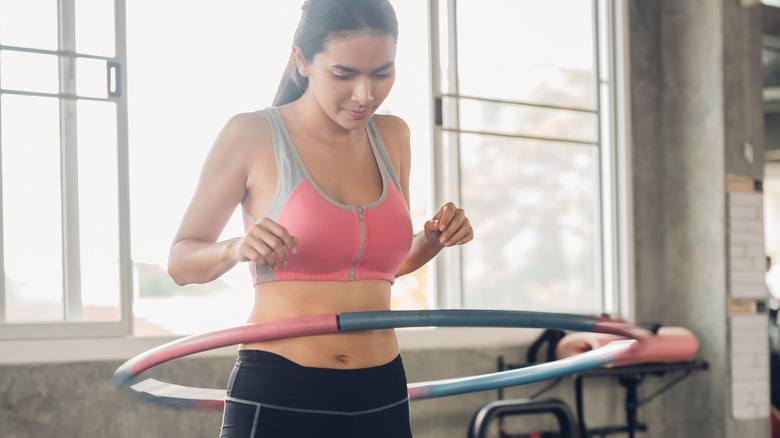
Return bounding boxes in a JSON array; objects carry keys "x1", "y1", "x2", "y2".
[
  {"x1": 228, "y1": 350, "x2": 409, "y2": 413},
  {"x1": 237, "y1": 349, "x2": 403, "y2": 372}
]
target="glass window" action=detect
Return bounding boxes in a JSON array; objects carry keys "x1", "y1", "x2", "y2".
[
  {"x1": 0, "y1": 0, "x2": 59, "y2": 50},
  {"x1": 125, "y1": 0, "x2": 298, "y2": 335},
  {"x1": 0, "y1": 50, "x2": 60, "y2": 94},
  {"x1": 75, "y1": 0, "x2": 116, "y2": 57},
  {"x1": 126, "y1": 0, "x2": 433, "y2": 335},
  {"x1": 377, "y1": 0, "x2": 433, "y2": 311},
  {"x1": 0, "y1": 1, "x2": 127, "y2": 334},
  {"x1": 76, "y1": 58, "x2": 110, "y2": 99},
  {"x1": 77, "y1": 100, "x2": 121, "y2": 322},
  {"x1": 455, "y1": 97, "x2": 598, "y2": 143},
  {"x1": 455, "y1": 0, "x2": 596, "y2": 109},
  {"x1": 460, "y1": 134, "x2": 602, "y2": 313},
  {"x1": 763, "y1": 45, "x2": 780, "y2": 89},
  {"x1": 764, "y1": 36, "x2": 780, "y2": 294},
  {"x1": 0, "y1": 0, "x2": 626, "y2": 340},
  {"x1": 433, "y1": 0, "x2": 623, "y2": 315},
  {"x1": 1, "y1": 95, "x2": 63, "y2": 321}
]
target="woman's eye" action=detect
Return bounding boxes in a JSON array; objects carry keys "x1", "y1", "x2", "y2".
[
  {"x1": 332, "y1": 73, "x2": 353, "y2": 81},
  {"x1": 373, "y1": 73, "x2": 392, "y2": 79}
]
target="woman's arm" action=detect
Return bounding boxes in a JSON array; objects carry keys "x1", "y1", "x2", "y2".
[
  {"x1": 373, "y1": 114, "x2": 473, "y2": 278},
  {"x1": 167, "y1": 113, "x2": 297, "y2": 285},
  {"x1": 396, "y1": 202, "x2": 473, "y2": 277}
]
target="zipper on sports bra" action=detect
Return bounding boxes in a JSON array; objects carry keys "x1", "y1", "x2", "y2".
[{"x1": 349, "y1": 207, "x2": 366, "y2": 281}]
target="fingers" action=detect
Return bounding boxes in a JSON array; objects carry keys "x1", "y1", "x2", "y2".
[
  {"x1": 237, "y1": 218, "x2": 298, "y2": 270},
  {"x1": 431, "y1": 202, "x2": 474, "y2": 247},
  {"x1": 423, "y1": 219, "x2": 446, "y2": 250},
  {"x1": 447, "y1": 217, "x2": 473, "y2": 246}
]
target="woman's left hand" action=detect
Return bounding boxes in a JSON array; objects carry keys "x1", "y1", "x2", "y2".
[{"x1": 423, "y1": 202, "x2": 474, "y2": 247}]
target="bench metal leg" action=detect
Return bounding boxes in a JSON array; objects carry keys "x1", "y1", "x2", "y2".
[{"x1": 467, "y1": 398, "x2": 578, "y2": 438}]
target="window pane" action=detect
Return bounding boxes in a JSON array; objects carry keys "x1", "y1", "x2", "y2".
[
  {"x1": 1, "y1": 94, "x2": 64, "y2": 321},
  {"x1": 127, "y1": 0, "x2": 304, "y2": 335},
  {"x1": 76, "y1": 58, "x2": 108, "y2": 99},
  {"x1": 456, "y1": 0, "x2": 595, "y2": 109},
  {"x1": 75, "y1": 0, "x2": 115, "y2": 57},
  {"x1": 765, "y1": 166, "x2": 780, "y2": 297},
  {"x1": 77, "y1": 100, "x2": 120, "y2": 322},
  {"x1": 763, "y1": 45, "x2": 780, "y2": 89},
  {"x1": 460, "y1": 133, "x2": 602, "y2": 314},
  {"x1": 0, "y1": 50, "x2": 60, "y2": 94},
  {"x1": 0, "y1": 0, "x2": 58, "y2": 50},
  {"x1": 457, "y1": 98, "x2": 598, "y2": 144},
  {"x1": 378, "y1": 0, "x2": 432, "y2": 311},
  {"x1": 126, "y1": 0, "x2": 433, "y2": 334}
]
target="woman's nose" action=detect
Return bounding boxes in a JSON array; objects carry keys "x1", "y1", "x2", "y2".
[{"x1": 351, "y1": 78, "x2": 374, "y2": 105}]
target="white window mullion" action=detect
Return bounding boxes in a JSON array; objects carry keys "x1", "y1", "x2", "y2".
[
  {"x1": 58, "y1": 0, "x2": 83, "y2": 321},
  {"x1": 0, "y1": 45, "x2": 5, "y2": 323},
  {"x1": 612, "y1": 0, "x2": 635, "y2": 321},
  {"x1": 596, "y1": 0, "x2": 633, "y2": 320},
  {"x1": 114, "y1": 0, "x2": 133, "y2": 335},
  {"x1": 430, "y1": 0, "x2": 464, "y2": 309},
  {"x1": 427, "y1": 0, "x2": 441, "y2": 308},
  {"x1": 591, "y1": 0, "x2": 616, "y2": 313}
]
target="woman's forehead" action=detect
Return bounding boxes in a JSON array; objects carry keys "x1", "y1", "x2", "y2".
[{"x1": 316, "y1": 31, "x2": 397, "y2": 68}]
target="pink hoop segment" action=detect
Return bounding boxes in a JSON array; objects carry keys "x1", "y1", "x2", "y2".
[{"x1": 113, "y1": 310, "x2": 650, "y2": 410}]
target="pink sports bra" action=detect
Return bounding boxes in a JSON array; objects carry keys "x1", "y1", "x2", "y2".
[{"x1": 242, "y1": 107, "x2": 413, "y2": 285}]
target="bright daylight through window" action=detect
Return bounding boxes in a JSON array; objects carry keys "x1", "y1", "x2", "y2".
[{"x1": 0, "y1": 0, "x2": 624, "y2": 338}]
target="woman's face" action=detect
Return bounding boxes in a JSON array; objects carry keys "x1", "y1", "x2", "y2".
[{"x1": 297, "y1": 31, "x2": 396, "y2": 130}]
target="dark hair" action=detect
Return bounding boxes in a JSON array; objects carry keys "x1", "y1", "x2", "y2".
[{"x1": 272, "y1": 0, "x2": 399, "y2": 107}]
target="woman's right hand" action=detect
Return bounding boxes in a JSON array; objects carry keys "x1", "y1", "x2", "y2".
[{"x1": 234, "y1": 217, "x2": 299, "y2": 270}]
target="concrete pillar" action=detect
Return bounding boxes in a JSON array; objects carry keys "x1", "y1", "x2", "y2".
[{"x1": 628, "y1": 0, "x2": 767, "y2": 436}]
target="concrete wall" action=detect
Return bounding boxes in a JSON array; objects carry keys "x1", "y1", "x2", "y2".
[
  {"x1": 629, "y1": 0, "x2": 729, "y2": 436},
  {"x1": 629, "y1": 0, "x2": 769, "y2": 437},
  {"x1": 0, "y1": 0, "x2": 775, "y2": 437},
  {"x1": 0, "y1": 346, "x2": 632, "y2": 438}
]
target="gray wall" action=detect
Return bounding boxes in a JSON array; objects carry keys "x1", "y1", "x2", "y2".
[
  {"x1": 630, "y1": 0, "x2": 730, "y2": 436},
  {"x1": 629, "y1": 0, "x2": 769, "y2": 437},
  {"x1": 0, "y1": 0, "x2": 776, "y2": 437},
  {"x1": 0, "y1": 347, "x2": 631, "y2": 438}
]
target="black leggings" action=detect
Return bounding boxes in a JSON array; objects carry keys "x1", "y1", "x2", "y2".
[{"x1": 219, "y1": 350, "x2": 414, "y2": 438}]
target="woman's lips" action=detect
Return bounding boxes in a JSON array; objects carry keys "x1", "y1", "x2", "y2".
[{"x1": 346, "y1": 109, "x2": 369, "y2": 120}]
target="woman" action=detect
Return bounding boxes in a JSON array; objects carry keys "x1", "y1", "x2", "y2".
[{"x1": 168, "y1": 0, "x2": 473, "y2": 436}]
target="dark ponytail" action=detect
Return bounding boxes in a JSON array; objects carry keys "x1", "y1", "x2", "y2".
[
  {"x1": 272, "y1": 0, "x2": 398, "y2": 107},
  {"x1": 273, "y1": 53, "x2": 309, "y2": 107}
]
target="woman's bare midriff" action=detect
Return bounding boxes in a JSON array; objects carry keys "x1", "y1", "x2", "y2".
[{"x1": 240, "y1": 279, "x2": 399, "y2": 370}]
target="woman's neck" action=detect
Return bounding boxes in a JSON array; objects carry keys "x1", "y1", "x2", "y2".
[{"x1": 283, "y1": 95, "x2": 365, "y2": 145}]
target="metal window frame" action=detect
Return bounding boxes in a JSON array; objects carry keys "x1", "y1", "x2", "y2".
[
  {"x1": 428, "y1": 0, "x2": 633, "y2": 318},
  {"x1": 0, "y1": 0, "x2": 132, "y2": 339}
]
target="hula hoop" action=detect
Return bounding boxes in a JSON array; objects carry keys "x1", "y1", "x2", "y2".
[{"x1": 113, "y1": 310, "x2": 650, "y2": 410}]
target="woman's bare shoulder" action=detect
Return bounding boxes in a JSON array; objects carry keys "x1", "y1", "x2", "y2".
[
  {"x1": 372, "y1": 113, "x2": 410, "y2": 149},
  {"x1": 195, "y1": 109, "x2": 275, "y2": 193},
  {"x1": 217, "y1": 110, "x2": 273, "y2": 155},
  {"x1": 372, "y1": 113, "x2": 409, "y2": 133}
]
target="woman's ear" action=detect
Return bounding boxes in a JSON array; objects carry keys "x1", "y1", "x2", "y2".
[{"x1": 293, "y1": 46, "x2": 310, "y2": 77}]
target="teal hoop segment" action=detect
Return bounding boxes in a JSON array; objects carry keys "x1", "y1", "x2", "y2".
[{"x1": 338, "y1": 310, "x2": 598, "y2": 332}]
